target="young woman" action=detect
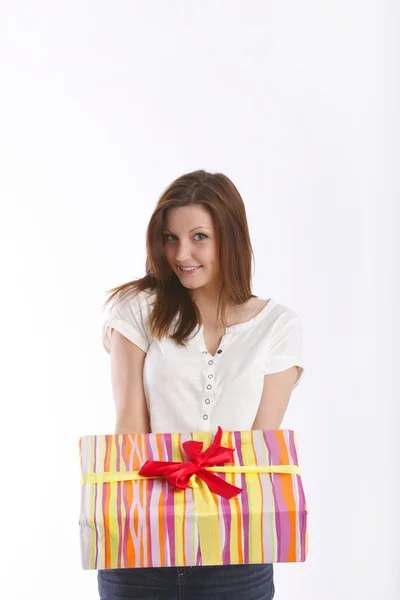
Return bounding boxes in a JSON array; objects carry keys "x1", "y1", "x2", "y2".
[{"x1": 98, "y1": 169, "x2": 304, "y2": 599}]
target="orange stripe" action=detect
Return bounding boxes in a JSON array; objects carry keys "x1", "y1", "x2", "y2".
[
  {"x1": 125, "y1": 481, "x2": 135, "y2": 566},
  {"x1": 133, "y1": 434, "x2": 141, "y2": 470},
  {"x1": 122, "y1": 436, "x2": 136, "y2": 567},
  {"x1": 275, "y1": 431, "x2": 296, "y2": 560},
  {"x1": 123, "y1": 435, "x2": 133, "y2": 469}
]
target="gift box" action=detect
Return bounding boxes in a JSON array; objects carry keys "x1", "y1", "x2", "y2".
[{"x1": 79, "y1": 427, "x2": 308, "y2": 569}]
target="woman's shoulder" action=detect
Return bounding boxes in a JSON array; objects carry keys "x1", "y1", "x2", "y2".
[
  {"x1": 262, "y1": 299, "x2": 304, "y2": 383},
  {"x1": 102, "y1": 287, "x2": 157, "y2": 354},
  {"x1": 256, "y1": 297, "x2": 303, "y2": 339},
  {"x1": 265, "y1": 298, "x2": 301, "y2": 321},
  {"x1": 109, "y1": 286, "x2": 156, "y2": 313},
  {"x1": 102, "y1": 286, "x2": 159, "y2": 336}
]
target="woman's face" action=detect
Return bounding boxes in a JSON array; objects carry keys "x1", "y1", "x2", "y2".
[{"x1": 163, "y1": 204, "x2": 219, "y2": 291}]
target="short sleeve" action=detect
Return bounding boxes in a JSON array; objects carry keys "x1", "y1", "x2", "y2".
[
  {"x1": 264, "y1": 309, "x2": 304, "y2": 388},
  {"x1": 101, "y1": 290, "x2": 153, "y2": 354}
]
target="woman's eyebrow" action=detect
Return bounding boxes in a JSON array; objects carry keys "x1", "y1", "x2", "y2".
[
  {"x1": 163, "y1": 226, "x2": 213, "y2": 233},
  {"x1": 189, "y1": 226, "x2": 213, "y2": 232}
]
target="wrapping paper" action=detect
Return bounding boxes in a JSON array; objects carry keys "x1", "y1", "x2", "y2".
[{"x1": 79, "y1": 428, "x2": 308, "y2": 569}]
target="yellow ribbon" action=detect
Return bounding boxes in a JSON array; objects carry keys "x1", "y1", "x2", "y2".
[{"x1": 81, "y1": 464, "x2": 300, "y2": 486}]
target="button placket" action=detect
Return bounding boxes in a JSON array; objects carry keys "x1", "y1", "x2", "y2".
[
  {"x1": 198, "y1": 338, "x2": 225, "y2": 429},
  {"x1": 201, "y1": 349, "x2": 216, "y2": 426},
  {"x1": 202, "y1": 378, "x2": 213, "y2": 422}
]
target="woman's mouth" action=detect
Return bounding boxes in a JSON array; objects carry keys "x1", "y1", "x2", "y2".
[{"x1": 178, "y1": 266, "x2": 203, "y2": 274}]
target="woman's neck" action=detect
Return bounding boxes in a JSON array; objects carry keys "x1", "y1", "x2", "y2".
[{"x1": 190, "y1": 286, "x2": 257, "y2": 328}]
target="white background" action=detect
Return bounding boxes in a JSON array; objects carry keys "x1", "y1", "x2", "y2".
[{"x1": 1, "y1": 2, "x2": 398, "y2": 598}]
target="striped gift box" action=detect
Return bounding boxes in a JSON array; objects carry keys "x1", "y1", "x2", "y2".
[{"x1": 79, "y1": 428, "x2": 309, "y2": 569}]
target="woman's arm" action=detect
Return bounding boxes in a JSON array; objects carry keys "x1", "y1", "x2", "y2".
[
  {"x1": 109, "y1": 329, "x2": 151, "y2": 434},
  {"x1": 251, "y1": 366, "x2": 300, "y2": 430}
]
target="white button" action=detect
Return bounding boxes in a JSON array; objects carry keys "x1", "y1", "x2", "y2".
[
  {"x1": 208, "y1": 374, "x2": 213, "y2": 379},
  {"x1": 205, "y1": 398, "x2": 210, "y2": 404},
  {"x1": 207, "y1": 385, "x2": 212, "y2": 390},
  {"x1": 202, "y1": 350, "x2": 208, "y2": 354},
  {"x1": 203, "y1": 414, "x2": 208, "y2": 420},
  {"x1": 208, "y1": 360, "x2": 213, "y2": 365}
]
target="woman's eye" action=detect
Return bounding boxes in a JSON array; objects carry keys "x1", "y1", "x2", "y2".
[{"x1": 163, "y1": 233, "x2": 208, "y2": 242}]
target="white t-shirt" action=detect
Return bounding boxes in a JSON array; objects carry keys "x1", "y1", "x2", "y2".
[{"x1": 102, "y1": 289, "x2": 304, "y2": 434}]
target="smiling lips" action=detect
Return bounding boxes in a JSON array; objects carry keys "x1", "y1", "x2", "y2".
[{"x1": 178, "y1": 266, "x2": 202, "y2": 273}]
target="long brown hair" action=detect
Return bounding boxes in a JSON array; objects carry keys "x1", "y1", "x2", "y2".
[{"x1": 103, "y1": 169, "x2": 256, "y2": 346}]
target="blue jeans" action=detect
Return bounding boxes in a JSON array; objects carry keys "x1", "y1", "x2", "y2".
[{"x1": 97, "y1": 563, "x2": 275, "y2": 599}]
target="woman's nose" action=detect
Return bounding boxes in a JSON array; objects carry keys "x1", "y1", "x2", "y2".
[{"x1": 175, "y1": 242, "x2": 192, "y2": 262}]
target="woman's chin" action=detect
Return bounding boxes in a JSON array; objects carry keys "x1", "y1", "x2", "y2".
[
  {"x1": 179, "y1": 275, "x2": 207, "y2": 290},
  {"x1": 180, "y1": 280, "x2": 203, "y2": 290},
  {"x1": 175, "y1": 268, "x2": 205, "y2": 287}
]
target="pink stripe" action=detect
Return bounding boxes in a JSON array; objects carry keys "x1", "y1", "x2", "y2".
[
  {"x1": 288, "y1": 431, "x2": 299, "y2": 465},
  {"x1": 101, "y1": 436, "x2": 110, "y2": 567},
  {"x1": 164, "y1": 434, "x2": 176, "y2": 566},
  {"x1": 220, "y1": 473, "x2": 231, "y2": 564},
  {"x1": 180, "y1": 434, "x2": 194, "y2": 565},
  {"x1": 101, "y1": 487, "x2": 107, "y2": 566},
  {"x1": 196, "y1": 543, "x2": 202, "y2": 566},
  {"x1": 145, "y1": 435, "x2": 154, "y2": 567},
  {"x1": 263, "y1": 431, "x2": 291, "y2": 561},
  {"x1": 149, "y1": 435, "x2": 163, "y2": 567},
  {"x1": 253, "y1": 431, "x2": 273, "y2": 561},
  {"x1": 288, "y1": 431, "x2": 307, "y2": 560},
  {"x1": 297, "y1": 475, "x2": 307, "y2": 561},
  {"x1": 93, "y1": 436, "x2": 99, "y2": 569}
]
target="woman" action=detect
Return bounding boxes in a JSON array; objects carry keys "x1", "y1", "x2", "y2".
[{"x1": 98, "y1": 169, "x2": 304, "y2": 599}]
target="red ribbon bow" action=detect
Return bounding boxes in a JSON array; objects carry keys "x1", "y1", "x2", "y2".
[{"x1": 138, "y1": 426, "x2": 243, "y2": 499}]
